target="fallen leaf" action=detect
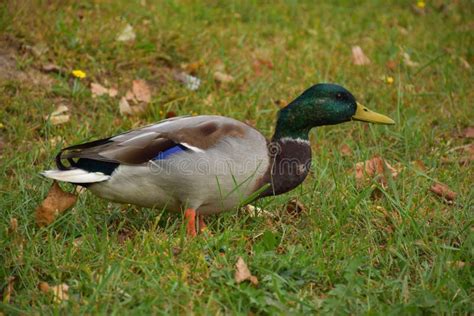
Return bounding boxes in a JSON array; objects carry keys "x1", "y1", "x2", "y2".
[
  {"x1": 447, "y1": 261, "x2": 466, "y2": 268},
  {"x1": 35, "y1": 181, "x2": 77, "y2": 226},
  {"x1": 242, "y1": 204, "x2": 275, "y2": 218},
  {"x1": 73, "y1": 237, "x2": 84, "y2": 247},
  {"x1": 182, "y1": 60, "x2": 204, "y2": 74},
  {"x1": 340, "y1": 143, "x2": 353, "y2": 156},
  {"x1": 214, "y1": 71, "x2": 234, "y2": 84},
  {"x1": 118, "y1": 228, "x2": 134, "y2": 244},
  {"x1": 411, "y1": 159, "x2": 427, "y2": 171},
  {"x1": 41, "y1": 63, "x2": 62, "y2": 74},
  {"x1": 459, "y1": 57, "x2": 471, "y2": 70},
  {"x1": 116, "y1": 24, "x2": 136, "y2": 42},
  {"x1": 355, "y1": 156, "x2": 399, "y2": 189},
  {"x1": 403, "y1": 52, "x2": 420, "y2": 67},
  {"x1": 430, "y1": 182, "x2": 457, "y2": 202},
  {"x1": 273, "y1": 99, "x2": 287, "y2": 108},
  {"x1": 286, "y1": 198, "x2": 307, "y2": 216},
  {"x1": 119, "y1": 97, "x2": 133, "y2": 115},
  {"x1": 119, "y1": 96, "x2": 146, "y2": 116},
  {"x1": 235, "y1": 257, "x2": 258, "y2": 285},
  {"x1": 252, "y1": 58, "x2": 273, "y2": 76},
  {"x1": 39, "y1": 282, "x2": 69, "y2": 303},
  {"x1": 202, "y1": 94, "x2": 214, "y2": 107},
  {"x1": 442, "y1": 144, "x2": 474, "y2": 165},
  {"x1": 125, "y1": 89, "x2": 136, "y2": 102},
  {"x1": 132, "y1": 79, "x2": 151, "y2": 103},
  {"x1": 38, "y1": 281, "x2": 50, "y2": 293},
  {"x1": 165, "y1": 111, "x2": 176, "y2": 118},
  {"x1": 91, "y1": 83, "x2": 118, "y2": 98},
  {"x1": 244, "y1": 119, "x2": 256, "y2": 127},
  {"x1": 172, "y1": 247, "x2": 182, "y2": 256},
  {"x1": 386, "y1": 60, "x2": 397, "y2": 71},
  {"x1": 46, "y1": 105, "x2": 70, "y2": 125},
  {"x1": 174, "y1": 72, "x2": 201, "y2": 91},
  {"x1": 351, "y1": 46, "x2": 371, "y2": 65},
  {"x1": 3, "y1": 276, "x2": 15, "y2": 303},
  {"x1": 460, "y1": 127, "x2": 474, "y2": 138},
  {"x1": 213, "y1": 60, "x2": 226, "y2": 72},
  {"x1": 9, "y1": 217, "x2": 18, "y2": 234},
  {"x1": 25, "y1": 43, "x2": 49, "y2": 57}
]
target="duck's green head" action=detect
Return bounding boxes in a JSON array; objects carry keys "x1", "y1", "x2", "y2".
[{"x1": 273, "y1": 83, "x2": 395, "y2": 140}]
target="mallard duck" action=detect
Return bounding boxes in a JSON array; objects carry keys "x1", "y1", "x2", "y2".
[{"x1": 42, "y1": 83, "x2": 394, "y2": 236}]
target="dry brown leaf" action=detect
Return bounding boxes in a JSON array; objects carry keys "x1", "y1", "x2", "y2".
[
  {"x1": 119, "y1": 96, "x2": 147, "y2": 116},
  {"x1": 182, "y1": 60, "x2": 204, "y2": 74},
  {"x1": 460, "y1": 127, "x2": 474, "y2": 138},
  {"x1": 442, "y1": 144, "x2": 474, "y2": 165},
  {"x1": 213, "y1": 60, "x2": 226, "y2": 72},
  {"x1": 430, "y1": 182, "x2": 457, "y2": 202},
  {"x1": 41, "y1": 63, "x2": 62, "y2": 74},
  {"x1": 3, "y1": 276, "x2": 15, "y2": 303},
  {"x1": 165, "y1": 111, "x2": 176, "y2": 119},
  {"x1": 73, "y1": 237, "x2": 84, "y2": 247},
  {"x1": 38, "y1": 281, "x2": 50, "y2": 293},
  {"x1": 39, "y1": 282, "x2": 69, "y2": 303},
  {"x1": 459, "y1": 57, "x2": 471, "y2": 70},
  {"x1": 9, "y1": 217, "x2": 18, "y2": 234},
  {"x1": 412, "y1": 160, "x2": 427, "y2": 171},
  {"x1": 235, "y1": 257, "x2": 258, "y2": 285},
  {"x1": 403, "y1": 52, "x2": 420, "y2": 67},
  {"x1": 203, "y1": 94, "x2": 214, "y2": 106},
  {"x1": 91, "y1": 83, "x2": 118, "y2": 98},
  {"x1": 386, "y1": 60, "x2": 397, "y2": 71},
  {"x1": 242, "y1": 204, "x2": 275, "y2": 218},
  {"x1": 116, "y1": 24, "x2": 136, "y2": 42},
  {"x1": 125, "y1": 90, "x2": 136, "y2": 102},
  {"x1": 448, "y1": 261, "x2": 466, "y2": 268},
  {"x1": 351, "y1": 46, "x2": 371, "y2": 65},
  {"x1": 214, "y1": 71, "x2": 234, "y2": 84},
  {"x1": 355, "y1": 156, "x2": 399, "y2": 188},
  {"x1": 118, "y1": 228, "x2": 134, "y2": 244},
  {"x1": 46, "y1": 105, "x2": 70, "y2": 125},
  {"x1": 252, "y1": 58, "x2": 274, "y2": 76},
  {"x1": 286, "y1": 198, "x2": 307, "y2": 216},
  {"x1": 35, "y1": 181, "x2": 77, "y2": 226},
  {"x1": 119, "y1": 97, "x2": 134, "y2": 115},
  {"x1": 340, "y1": 144, "x2": 353, "y2": 157},
  {"x1": 132, "y1": 79, "x2": 151, "y2": 103}
]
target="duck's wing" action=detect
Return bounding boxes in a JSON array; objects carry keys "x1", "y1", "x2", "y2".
[{"x1": 55, "y1": 115, "x2": 248, "y2": 170}]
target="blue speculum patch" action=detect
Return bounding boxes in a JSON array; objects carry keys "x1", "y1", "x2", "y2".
[{"x1": 153, "y1": 144, "x2": 188, "y2": 160}]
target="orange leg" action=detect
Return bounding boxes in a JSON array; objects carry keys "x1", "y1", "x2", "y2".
[
  {"x1": 184, "y1": 208, "x2": 197, "y2": 237},
  {"x1": 198, "y1": 215, "x2": 207, "y2": 233}
]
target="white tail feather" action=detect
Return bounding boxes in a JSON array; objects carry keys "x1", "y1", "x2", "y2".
[{"x1": 41, "y1": 169, "x2": 110, "y2": 183}]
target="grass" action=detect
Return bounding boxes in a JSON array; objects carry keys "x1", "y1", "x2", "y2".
[{"x1": 0, "y1": 0, "x2": 473, "y2": 314}]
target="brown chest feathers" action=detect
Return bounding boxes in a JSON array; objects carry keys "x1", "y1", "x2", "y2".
[{"x1": 258, "y1": 138, "x2": 312, "y2": 197}]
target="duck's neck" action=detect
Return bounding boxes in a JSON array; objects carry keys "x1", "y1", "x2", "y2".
[
  {"x1": 260, "y1": 135, "x2": 312, "y2": 197},
  {"x1": 271, "y1": 106, "x2": 311, "y2": 141}
]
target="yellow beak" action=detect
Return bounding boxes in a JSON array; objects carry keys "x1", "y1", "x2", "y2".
[{"x1": 352, "y1": 102, "x2": 395, "y2": 125}]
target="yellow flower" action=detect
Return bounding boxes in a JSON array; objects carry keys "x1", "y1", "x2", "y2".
[
  {"x1": 385, "y1": 76, "x2": 394, "y2": 85},
  {"x1": 416, "y1": 1, "x2": 425, "y2": 8},
  {"x1": 72, "y1": 69, "x2": 86, "y2": 79},
  {"x1": 0, "y1": 123, "x2": 4, "y2": 129}
]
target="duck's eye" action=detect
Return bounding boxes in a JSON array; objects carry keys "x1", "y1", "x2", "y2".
[{"x1": 336, "y1": 93, "x2": 343, "y2": 100}]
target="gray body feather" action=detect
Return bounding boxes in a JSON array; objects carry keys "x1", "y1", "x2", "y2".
[{"x1": 43, "y1": 115, "x2": 270, "y2": 215}]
